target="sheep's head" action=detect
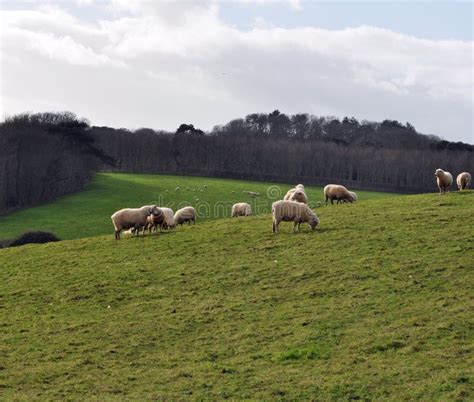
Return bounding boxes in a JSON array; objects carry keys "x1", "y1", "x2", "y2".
[
  {"x1": 435, "y1": 169, "x2": 444, "y2": 178},
  {"x1": 150, "y1": 206, "x2": 162, "y2": 216},
  {"x1": 292, "y1": 190, "x2": 306, "y2": 202},
  {"x1": 309, "y1": 215, "x2": 319, "y2": 229}
]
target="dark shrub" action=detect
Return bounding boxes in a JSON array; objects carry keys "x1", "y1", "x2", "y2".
[
  {"x1": 0, "y1": 239, "x2": 11, "y2": 249},
  {"x1": 9, "y1": 231, "x2": 60, "y2": 247}
]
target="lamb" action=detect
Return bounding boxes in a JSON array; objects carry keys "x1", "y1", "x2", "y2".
[
  {"x1": 111, "y1": 205, "x2": 161, "y2": 240},
  {"x1": 434, "y1": 168, "x2": 453, "y2": 195},
  {"x1": 144, "y1": 210, "x2": 165, "y2": 233},
  {"x1": 456, "y1": 172, "x2": 471, "y2": 191},
  {"x1": 174, "y1": 206, "x2": 197, "y2": 226},
  {"x1": 272, "y1": 200, "x2": 319, "y2": 234},
  {"x1": 231, "y1": 202, "x2": 252, "y2": 217},
  {"x1": 324, "y1": 184, "x2": 356, "y2": 205},
  {"x1": 160, "y1": 207, "x2": 176, "y2": 230}
]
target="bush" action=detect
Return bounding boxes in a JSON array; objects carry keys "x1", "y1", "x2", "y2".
[{"x1": 9, "y1": 231, "x2": 60, "y2": 247}]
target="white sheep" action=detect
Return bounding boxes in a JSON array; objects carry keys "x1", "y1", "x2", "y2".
[
  {"x1": 160, "y1": 207, "x2": 176, "y2": 230},
  {"x1": 111, "y1": 205, "x2": 161, "y2": 240},
  {"x1": 272, "y1": 200, "x2": 319, "y2": 234},
  {"x1": 456, "y1": 172, "x2": 471, "y2": 191},
  {"x1": 284, "y1": 184, "x2": 308, "y2": 204},
  {"x1": 231, "y1": 202, "x2": 252, "y2": 217},
  {"x1": 435, "y1": 168, "x2": 453, "y2": 195},
  {"x1": 324, "y1": 184, "x2": 356, "y2": 205},
  {"x1": 174, "y1": 206, "x2": 197, "y2": 226}
]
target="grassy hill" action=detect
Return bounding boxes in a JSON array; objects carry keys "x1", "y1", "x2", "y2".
[
  {"x1": 0, "y1": 172, "x2": 396, "y2": 241},
  {"x1": 0, "y1": 191, "x2": 472, "y2": 400}
]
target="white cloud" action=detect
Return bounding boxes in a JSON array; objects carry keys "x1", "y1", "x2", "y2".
[{"x1": 0, "y1": 1, "x2": 472, "y2": 143}]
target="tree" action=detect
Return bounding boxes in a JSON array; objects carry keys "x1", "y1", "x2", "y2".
[{"x1": 175, "y1": 123, "x2": 204, "y2": 136}]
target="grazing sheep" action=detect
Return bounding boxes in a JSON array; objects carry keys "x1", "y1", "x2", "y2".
[
  {"x1": 456, "y1": 172, "x2": 471, "y2": 191},
  {"x1": 175, "y1": 186, "x2": 180, "y2": 191},
  {"x1": 203, "y1": 185, "x2": 207, "y2": 189},
  {"x1": 160, "y1": 207, "x2": 176, "y2": 230},
  {"x1": 349, "y1": 191, "x2": 358, "y2": 202},
  {"x1": 435, "y1": 169, "x2": 453, "y2": 195},
  {"x1": 341, "y1": 191, "x2": 358, "y2": 203},
  {"x1": 174, "y1": 206, "x2": 197, "y2": 226},
  {"x1": 272, "y1": 200, "x2": 319, "y2": 234},
  {"x1": 231, "y1": 202, "x2": 252, "y2": 217},
  {"x1": 324, "y1": 184, "x2": 356, "y2": 205},
  {"x1": 111, "y1": 205, "x2": 161, "y2": 240}
]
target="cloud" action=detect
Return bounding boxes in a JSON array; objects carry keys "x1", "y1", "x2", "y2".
[{"x1": 0, "y1": 1, "x2": 472, "y2": 143}]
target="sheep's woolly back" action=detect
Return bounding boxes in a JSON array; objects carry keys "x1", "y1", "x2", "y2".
[
  {"x1": 160, "y1": 207, "x2": 176, "y2": 228},
  {"x1": 174, "y1": 206, "x2": 196, "y2": 224},
  {"x1": 283, "y1": 189, "x2": 295, "y2": 201},
  {"x1": 231, "y1": 202, "x2": 252, "y2": 217}
]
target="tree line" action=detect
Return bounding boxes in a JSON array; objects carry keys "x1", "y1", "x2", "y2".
[{"x1": 0, "y1": 111, "x2": 472, "y2": 215}]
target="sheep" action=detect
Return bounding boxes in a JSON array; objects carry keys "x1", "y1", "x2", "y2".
[
  {"x1": 111, "y1": 205, "x2": 161, "y2": 240},
  {"x1": 456, "y1": 172, "x2": 471, "y2": 191},
  {"x1": 284, "y1": 184, "x2": 308, "y2": 204},
  {"x1": 324, "y1": 184, "x2": 356, "y2": 205},
  {"x1": 174, "y1": 206, "x2": 197, "y2": 226},
  {"x1": 248, "y1": 191, "x2": 259, "y2": 197},
  {"x1": 290, "y1": 190, "x2": 308, "y2": 204},
  {"x1": 283, "y1": 189, "x2": 295, "y2": 201},
  {"x1": 231, "y1": 202, "x2": 252, "y2": 217},
  {"x1": 144, "y1": 210, "x2": 165, "y2": 233},
  {"x1": 341, "y1": 191, "x2": 358, "y2": 203},
  {"x1": 434, "y1": 168, "x2": 453, "y2": 195},
  {"x1": 272, "y1": 200, "x2": 319, "y2": 234},
  {"x1": 160, "y1": 207, "x2": 176, "y2": 230},
  {"x1": 175, "y1": 186, "x2": 180, "y2": 191}
]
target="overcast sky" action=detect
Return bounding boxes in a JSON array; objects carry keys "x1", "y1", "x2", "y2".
[{"x1": 1, "y1": 0, "x2": 473, "y2": 143}]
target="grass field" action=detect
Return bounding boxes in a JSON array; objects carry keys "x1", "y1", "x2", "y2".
[
  {"x1": 0, "y1": 190, "x2": 473, "y2": 400},
  {"x1": 0, "y1": 172, "x2": 397, "y2": 241}
]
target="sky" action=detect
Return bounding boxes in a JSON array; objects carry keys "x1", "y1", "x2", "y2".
[{"x1": 0, "y1": 0, "x2": 473, "y2": 143}]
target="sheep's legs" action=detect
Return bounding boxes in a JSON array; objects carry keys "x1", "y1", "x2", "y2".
[{"x1": 272, "y1": 220, "x2": 279, "y2": 234}]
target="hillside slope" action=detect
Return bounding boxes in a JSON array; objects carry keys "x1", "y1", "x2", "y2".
[
  {"x1": 0, "y1": 172, "x2": 396, "y2": 241},
  {"x1": 0, "y1": 192, "x2": 473, "y2": 400}
]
